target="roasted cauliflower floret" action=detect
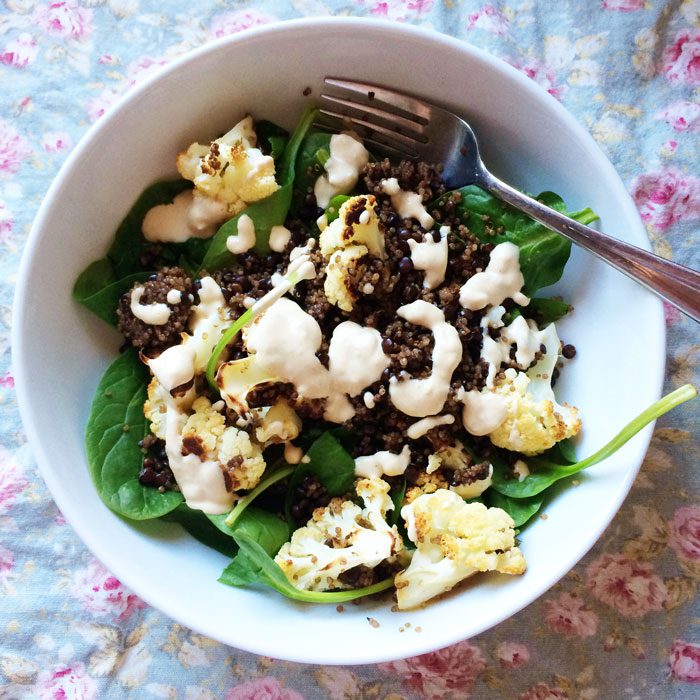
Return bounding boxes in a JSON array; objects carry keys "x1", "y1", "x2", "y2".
[
  {"x1": 274, "y1": 478, "x2": 404, "y2": 591},
  {"x1": 319, "y1": 195, "x2": 385, "y2": 259},
  {"x1": 143, "y1": 377, "x2": 169, "y2": 440},
  {"x1": 176, "y1": 116, "x2": 279, "y2": 217},
  {"x1": 404, "y1": 469, "x2": 450, "y2": 505},
  {"x1": 255, "y1": 400, "x2": 302, "y2": 444},
  {"x1": 428, "y1": 441, "x2": 494, "y2": 499},
  {"x1": 488, "y1": 368, "x2": 581, "y2": 456},
  {"x1": 323, "y1": 244, "x2": 368, "y2": 312},
  {"x1": 395, "y1": 489, "x2": 526, "y2": 610},
  {"x1": 181, "y1": 396, "x2": 266, "y2": 491}
]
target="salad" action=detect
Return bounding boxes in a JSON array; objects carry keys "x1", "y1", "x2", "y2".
[{"x1": 74, "y1": 106, "x2": 695, "y2": 610}]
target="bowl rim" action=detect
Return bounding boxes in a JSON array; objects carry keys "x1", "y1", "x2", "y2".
[{"x1": 11, "y1": 16, "x2": 666, "y2": 664}]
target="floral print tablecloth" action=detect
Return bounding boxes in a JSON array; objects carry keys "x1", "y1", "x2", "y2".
[{"x1": 1, "y1": 1, "x2": 699, "y2": 698}]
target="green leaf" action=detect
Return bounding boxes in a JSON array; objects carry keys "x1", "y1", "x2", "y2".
[
  {"x1": 485, "y1": 490, "x2": 543, "y2": 528},
  {"x1": 255, "y1": 119, "x2": 289, "y2": 161},
  {"x1": 491, "y1": 384, "x2": 697, "y2": 498},
  {"x1": 219, "y1": 533, "x2": 394, "y2": 603},
  {"x1": 389, "y1": 479, "x2": 406, "y2": 526},
  {"x1": 200, "y1": 107, "x2": 318, "y2": 268},
  {"x1": 73, "y1": 179, "x2": 194, "y2": 325},
  {"x1": 223, "y1": 465, "x2": 294, "y2": 529},
  {"x1": 292, "y1": 131, "x2": 332, "y2": 214},
  {"x1": 438, "y1": 186, "x2": 599, "y2": 295},
  {"x1": 521, "y1": 297, "x2": 572, "y2": 326},
  {"x1": 108, "y1": 179, "x2": 193, "y2": 278},
  {"x1": 85, "y1": 349, "x2": 183, "y2": 519},
  {"x1": 285, "y1": 432, "x2": 356, "y2": 525},
  {"x1": 164, "y1": 504, "x2": 237, "y2": 556},
  {"x1": 325, "y1": 194, "x2": 351, "y2": 223},
  {"x1": 305, "y1": 432, "x2": 356, "y2": 495},
  {"x1": 73, "y1": 266, "x2": 152, "y2": 326}
]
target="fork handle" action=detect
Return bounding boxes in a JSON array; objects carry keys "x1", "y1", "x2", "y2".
[{"x1": 482, "y1": 173, "x2": 700, "y2": 323}]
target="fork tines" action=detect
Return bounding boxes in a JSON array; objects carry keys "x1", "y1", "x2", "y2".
[{"x1": 316, "y1": 78, "x2": 430, "y2": 160}]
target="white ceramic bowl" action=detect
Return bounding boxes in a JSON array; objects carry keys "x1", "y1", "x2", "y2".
[{"x1": 13, "y1": 18, "x2": 664, "y2": 664}]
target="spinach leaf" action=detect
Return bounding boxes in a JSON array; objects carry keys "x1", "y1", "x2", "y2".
[
  {"x1": 285, "y1": 432, "x2": 356, "y2": 524},
  {"x1": 305, "y1": 432, "x2": 356, "y2": 495},
  {"x1": 74, "y1": 266, "x2": 152, "y2": 326},
  {"x1": 165, "y1": 504, "x2": 237, "y2": 556},
  {"x1": 521, "y1": 297, "x2": 572, "y2": 326},
  {"x1": 389, "y1": 479, "x2": 406, "y2": 526},
  {"x1": 222, "y1": 464, "x2": 293, "y2": 529},
  {"x1": 108, "y1": 179, "x2": 193, "y2": 278},
  {"x1": 292, "y1": 131, "x2": 332, "y2": 214},
  {"x1": 219, "y1": 533, "x2": 394, "y2": 602},
  {"x1": 85, "y1": 349, "x2": 183, "y2": 519},
  {"x1": 73, "y1": 179, "x2": 194, "y2": 325},
  {"x1": 213, "y1": 504, "x2": 291, "y2": 588},
  {"x1": 490, "y1": 384, "x2": 696, "y2": 499},
  {"x1": 439, "y1": 185, "x2": 598, "y2": 295},
  {"x1": 485, "y1": 490, "x2": 543, "y2": 528},
  {"x1": 200, "y1": 107, "x2": 318, "y2": 268},
  {"x1": 255, "y1": 119, "x2": 289, "y2": 161}
]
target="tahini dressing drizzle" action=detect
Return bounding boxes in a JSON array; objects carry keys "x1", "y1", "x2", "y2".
[
  {"x1": 389, "y1": 300, "x2": 463, "y2": 418},
  {"x1": 354, "y1": 445, "x2": 411, "y2": 478},
  {"x1": 459, "y1": 242, "x2": 530, "y2": 310},
  {"x1": 314, "y1": 133, "x2": 370, "y2": 208}
]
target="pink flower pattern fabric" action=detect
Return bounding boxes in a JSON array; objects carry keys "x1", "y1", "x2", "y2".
[{"x1": 0, "y1": 1, "x2": 697, "y2": 698}]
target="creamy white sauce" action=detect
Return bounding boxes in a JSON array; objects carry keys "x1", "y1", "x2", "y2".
[
  {"x1": 269, "y1": 225, "x2": 291, "y2": 252},
  {"x1": 166, "y1": 289, "x2": 182, "y2": 305},
  {"x1": 142, "y1": 190, "x2": 227, "y2": 243},
  {"x1": 130, "y1": 287, "x2": 171, "y2": 325},
  {"x1": 459, "y1": 388, "x2": 508, "y2": 435},
  {"x1": 286, "y1": 254, "x2": 316, "y2": 283},
  {"x1": 480, "y1": 315, "x2": 550, "y2": 388},
  {"x1": 482, "y1": 304, "x2": 506, "y2": 329},
  {"x1": 450, "y1": 464, "x2": 493, "y2": 499},
  {"x1": 328, "y1": 322, "x2": 389, "y2": 396},
  {"x1": 247, "y1": 257, "x2": 317, "y2": 319},
  {"x1": 284, "y1": 442, "x2": 304, "y2": 465},
  {"x1": 148, "y1": 345, "x2": 195, "y2": 392},
  {"x1": 323, "y1": 392, "x2": 356, "y2": 423},
  {"x1": 363, "y1": 391, "x2": 376, "y2": 409},
  {"x1": 354, "y1": 445, "x2": 411, "y2": 479},
  {"x1": 289, "y1": 238, "x2": 316, "y2": 261},
  {"x1": 188, "y1": 276, "x2": 229, "y2": 371},
  {"x1": 246, "y1": 298, "x2": 331, "y2": 398},
  {"x1": 381, "y1": 177, "x2": 434, "y2": 229},
  {"x1": 187, "y1": 191, "x2": 229, "y2": 234},
  {"x1": 164, "y1": 404, "x2": 233, "y2": 514},
  {"x1": 407, "y1": 230, "x2": 448, "y2": 290},
  {"x1": 147, "y1": 276, "x2": 227, "y2": 393},
  {"x1": 459, "y1": 242, "x2": 530, "y2": 310},
  {"x1": 513, "y1": 459, "x2": 530, "y2": 481},
  {"x1": 500, "y1": 316, "x2": 546, "y2": 369},
  {"x1": 226, "y1": 214, "x2": 256, "y2": 254},
  {"x1": 406, "y1": 414, "x2": 455, "y2": 440},
  {"x1": 389, "y1": 300, "x2": 463, "y2": 418},
  {"x1": 314, "y1": 133, "x2": 370, "y2": 208}
]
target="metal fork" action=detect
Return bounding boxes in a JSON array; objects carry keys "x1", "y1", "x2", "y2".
[{"x1": 318, "y1": 78, "x2": 700, "y2": 323}]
